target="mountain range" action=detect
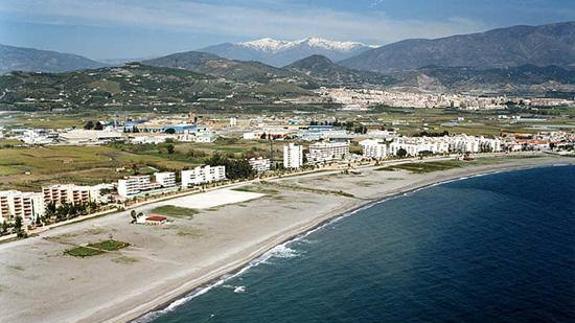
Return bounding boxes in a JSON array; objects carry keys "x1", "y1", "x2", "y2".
[
  {"x1": 1, "y1": 22, "x2": 575, "y2": 96},
  {"x1": 0, "y1": 44, "x2": 106, "y2": 74},
  {"x1": 199, "y1": 37, "x2": 373, "y2": 67},
  {"x1": 341, "y1": 21, "x2": 575, "y2": 73}
]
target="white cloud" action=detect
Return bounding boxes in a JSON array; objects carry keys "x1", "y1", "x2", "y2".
[{"x1": 0, "y1": 0, "x2": 490, "y2": 46}]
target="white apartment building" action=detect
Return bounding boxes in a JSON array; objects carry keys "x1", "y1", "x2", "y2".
[
  {"x1": 248, "y1": 157, "x2": 271, "y2": 173},
  {"x1": 181, "y1": 165, "x2": 226, "y2": 188},
  {"x1": 360, "y1": 139, "x2": 388, "y2": 159},
  {"x1": 118, "y1": 175, "x2": 161, "y2": 198},
  {"x1": 154, "y1": 172, "x2": 177, "y2": 187},
  {"x1": 42, "y1": 184, "x2": 94, "y2": 207},
  {"x1": 283, "y1": 143, "x2": 303, "y2": 169},
  {"x1": 307, "y1": 141, "x2": 350, "y2": 163},
  {"x1": 0, "y1": 190, "x2": 45, "y2": 225}
]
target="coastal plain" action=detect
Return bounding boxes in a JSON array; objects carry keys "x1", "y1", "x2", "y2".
[{"x1": 0, "y1": 155, "x2": 572, "y2": 323}]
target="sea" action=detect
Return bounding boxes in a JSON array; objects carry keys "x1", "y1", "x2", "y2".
[{"x1": 144, "y1": 165, "x2": 575, "y2": 323}]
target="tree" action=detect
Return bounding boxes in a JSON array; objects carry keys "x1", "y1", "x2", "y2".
[
  {"x1": 1, "y1": 220, "x2": 8, "y2": 234},
  {"x1": 397, "y1": 148, "x2": 408, "y2": 158},
  {"x1": 84, "y1": 121, "x2": 95, "y2": 130},
  {"x1": 14, "y1": 216, "x2": 25, "y2": 238},
  {"x1": 166, "y1": 144, "x2": 175, "y2": 154},
  {"x1": 130, "y1": 210, "x2": 137, "y2": 224},
  {"x1": 94, "y1": 121, "x2": 104, "y2": 130}
]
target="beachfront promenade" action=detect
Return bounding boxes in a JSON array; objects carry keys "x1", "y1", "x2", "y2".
[{"x1": 0, "y1": 153, "x2": 570, "y2": 323}]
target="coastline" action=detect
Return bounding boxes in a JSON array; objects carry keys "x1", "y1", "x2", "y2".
[
  {"x1": 121, "y1": 158, "x2": 575, "y2": 323},
  {"x1": 1, "y1": 156, "x2": 573, "y2": 323}
]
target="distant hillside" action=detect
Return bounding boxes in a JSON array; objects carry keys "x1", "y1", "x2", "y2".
[
  {"x1": 0, "y1": 44, "x2": 106, "y2": 74},
  {"x1": 392, "y1": 64, "x2": 575, "y2": 93},
  {"x1": 142, "y1": 51, "x2": 316, "y2": 87},
  {"x1": 341, "y1": 22, "x2": 575, "y2": 73},
  {"x1": 286, "y1": 55, "x2": 395, "y2": 87},
  {"x1": 199, "y1": 37, "x2": 372, "y2": 67},
  {"x1": 0, "y1": 63, "x2": 313, "y2": 111}
]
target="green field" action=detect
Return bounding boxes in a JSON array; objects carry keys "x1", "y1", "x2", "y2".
[
  {"x1": 0, "y1": 145, "x2": 194, "y2": 190},
  {"x1": 150, "y1": 205, "x2": 198, "y2": 219},
  {"x1": 377, "y1": 161, "x2": 464, "y2": 173},
  {"x1": 64, "y1": 239, "x2": 129, "y2": 257}
]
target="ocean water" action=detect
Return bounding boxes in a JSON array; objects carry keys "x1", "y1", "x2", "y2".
[{"x1": 148, "y1": 165, "x2": 575, "y2": 323}]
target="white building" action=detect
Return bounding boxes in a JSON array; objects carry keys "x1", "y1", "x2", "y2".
[
  {"x1": 0, "y1": 190, "x2": 45, "y2": 225},
  {"x1": 117, "y1": 175, "x2": 161, "y2": 198},
  {"x1": 248, "y1": 157, "x2": 271, "y2": 173},
  {"x1": 42, "y1": 184, "x2": 95, "y2": 207},
  {"x1": 181, "y1": 165, "x2": 226, "y2": 188},
  {"x1": 360, "y1": 139, "x2": 388, "y2": 159},
  {"x1": 155, "y1": 172, "x2": 177, "y2": 187},
  {"x1": 283, "y1": 143, "x2": 303, "y2": 169},
  {"x1": 307, "y1": 141, "x2": 350, "y2": 163}
]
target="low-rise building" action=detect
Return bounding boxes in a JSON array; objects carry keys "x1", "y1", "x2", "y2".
[
  {"x1": 155, "y1": 172, "x2": 177, "y2": 187},
  {"x1": 42, "y1": 184, "x2": 94, "y2": 207},
  {"x1": 181, "y1": 165, "x2": 226, "y2": 188},
  {"x1": 248, "y1": 157, "x2": 271, "y2": 173},
  {"x1": 307, "y1": 141, "x2": 350, "y2": 163},
  {"x1": 360, "y1": 139, "x2": 388, "y2": 159},
  {"x1": 0, "y1": 190, "x2": 45, "y2": 225},
  {"x1": 117, "y1": 175, "x2": 162, "y2": 198}
]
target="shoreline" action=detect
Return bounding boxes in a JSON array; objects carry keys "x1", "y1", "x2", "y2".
[{"x1": 119, "y1": 159, "x2": 575, "y2": 323}]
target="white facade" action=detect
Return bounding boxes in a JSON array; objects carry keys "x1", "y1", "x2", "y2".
[
  {"x1": 0, "y1": 190, "x2": 45, "y2": 225},
  {"x1": 181, "y1": 165, "x2": 226, "y2": 188},
  {"x1": 42, "y1": 184, "x2": 94, "y2": 207},
  {"x1": 117, "y1": 175, "x2": 161, "y2": 198},
  {"x1": 248, "y1": 157, "x2": 271, "y2": 173},
  {"x1": 283, "y1": 143, "x2": 303, "y2": 169},
  {"x1": 154, "y1": 172, "x2": 177, "y2": 187},
  {"x1": 360, "y1": 139, "x2": 388, "y2": 159},
  {"x1": 307, "y1": 141, "x2": 349, "y2": 163}
]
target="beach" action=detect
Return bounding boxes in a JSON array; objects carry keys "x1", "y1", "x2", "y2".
[{"x1": 0, "y1": 155, "x2": 573, "y2": 323}]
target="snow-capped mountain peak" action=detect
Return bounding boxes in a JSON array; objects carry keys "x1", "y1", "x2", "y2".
[
  {"x1": 200, "y1": 37, "x2": 375, "y2": 67},
  {"x1": 239, "y1": 37, "x2": 371, "y2": 54}
]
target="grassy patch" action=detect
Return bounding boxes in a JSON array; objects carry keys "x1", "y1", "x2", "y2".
[
  {"x1": 176, "y1": 228, "x2": 204, "y2": 238},
  {"x1": 88, "y1": 239, "x2": 130, "y2": 251},
  {"x1": 151, "y1": 205, "x2": 199, "y2": 219},
  {"x1": 378, "y1": 161, "x2": 463, "y2": 174},
  {"x1": 65, "y1": 246, "x2": 105, "y2": 258},
  {"x1": 65, "y1": 239, "x2": 129, "y2": 257}
]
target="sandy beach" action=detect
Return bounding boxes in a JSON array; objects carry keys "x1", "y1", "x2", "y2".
[{"x1": 0, "y1": 155, "x2": 573, "y2": 323}]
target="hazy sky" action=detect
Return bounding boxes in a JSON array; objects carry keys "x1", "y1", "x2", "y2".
[{"x1": 0, "y1": 0, "x2": 573, "y2": 60}]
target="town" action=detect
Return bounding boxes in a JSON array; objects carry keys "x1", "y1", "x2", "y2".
[{"x1": 1, "y1": 109, "x2": 573, "y2": 239}]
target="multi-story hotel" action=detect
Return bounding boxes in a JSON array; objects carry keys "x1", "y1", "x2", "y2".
[
  {"x1": 360, "y1": 139, "x2": 388, "y2": 159},
  {"x1": 42, "y1": 184, "x2": 93, "y2": 207},
  {"x1": 307, "y1": 141, "x2": 349, "y2": 163},
  {"x1": 181, "y1": 165, "x2": 226, "y2": 188},
  {"x1": 117, "y1": 175, "x2": 162, "y2": 198},
  {"x1": 154, "y1": 172, "x2": 177, "y2": 187},
  {"x1": 283, "y1": 143, "x2": 303, "y2": 169},
  {"x1": 0, "y1": 190, "x2": 45, "y2": 225}
]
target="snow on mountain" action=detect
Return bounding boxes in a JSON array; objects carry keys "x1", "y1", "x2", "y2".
[
  {"x1": 199, "y1": 37, "x2": 375, "y2": 67},
  {"x1": 240, "y1": 37, "x2": 370, "y2": 53}
]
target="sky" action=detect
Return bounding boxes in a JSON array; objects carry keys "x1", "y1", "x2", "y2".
[{"x1": 0, "y1": 0, "x2": 573, "y2": 60}]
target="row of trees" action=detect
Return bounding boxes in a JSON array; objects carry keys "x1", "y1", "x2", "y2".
[
  {"x1": 205, "y1": 153, "x2": 255, "y2": 180},
  {"x1": 45, "y1": 201, "x2": 98, "y2": 223},
  {"x1": 84, "y1": 120, "x2": 105, "y2": 130}
]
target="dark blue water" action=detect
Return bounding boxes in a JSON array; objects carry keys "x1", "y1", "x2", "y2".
[{"x1": 151, "y1": 165, "x2": 575, "y2": 323}]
